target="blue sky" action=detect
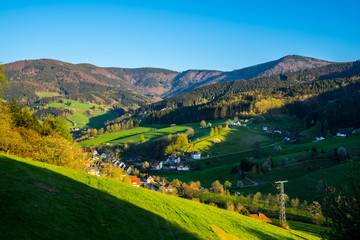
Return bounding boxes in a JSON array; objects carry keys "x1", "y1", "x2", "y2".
[{"x1": 2, "y1": 0, "x2": 360, "y2": 71}]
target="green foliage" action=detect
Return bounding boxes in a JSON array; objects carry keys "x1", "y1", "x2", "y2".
[
  {"x1": 165, "y1": 133, "x2": 189, "y2": 155},
  {"x1": 44, "y1": 114, "x2": 73, "y2": 142},
  {"x1": 322, "y1": 163, "x2": 360, "y2": 240},
  {"x1": 0, "y1": 102, "x2": 81, "y2": 170},
  {"x1": 210, "y1": 128, "x2": 214, "y2": 137},
  {"x1": 186, "y1": 128, "x2": 194, "y2": 138},
  {"x1": 0, "y1": 64, "x2": 9, "y2": 94}
]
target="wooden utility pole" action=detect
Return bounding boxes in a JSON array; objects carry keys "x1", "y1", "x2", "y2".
[{"x1": 274, "y1": 180, "x2": 288, "y2": 225}]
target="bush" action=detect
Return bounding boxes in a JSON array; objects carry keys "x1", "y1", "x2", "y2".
[
  {"x1": 337, "y1": 147, "x2": 348, "y2": 162},
  {"x1": 226, "y1": 202, "x2": 235, "y2": 212},
  {"x1": 280, "y1": 158, "x2": 289, "y2": 166},
  {"x1": 236, "y1": 204, "x2": 250, "y2": 216},
  {"x1": 209, "y1": 202, "x2": 217, "y2": 208}
]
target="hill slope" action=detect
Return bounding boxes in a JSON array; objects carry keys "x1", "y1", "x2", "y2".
[
  {"x1": 3, "y1": 55, "x2": 331, "y2": 101},
  {"x1": 0, "y1": 153, "x2": 318, "y2": 240},
  {"x1": 168, "y1": 55, "x2": 332, "y2": 96},
  {"x1": 3, "y1": 59, "x2": 154, "y2": 107}
]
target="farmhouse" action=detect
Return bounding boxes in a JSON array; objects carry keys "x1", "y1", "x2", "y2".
[
  {"x1": 166, "y1": 154, "x2": 181, "y2": 163},
  {"x1": 129, "y1": 176, "x2": 141, "y2": 187},
  {"x1": 151, "y1": 161, "x2": 163, "y2": 170},
  {"x1": 337, "y1": 128, "x2": 351, "y2": 137},
  {"x1": 177, "y1": 163, "x2": 189, "y2": 171},
  {"x1": 88, "y1": 165, "x2": 100, "y2": 176},
  {"x1": 314, "y1": 133, "x2": 326, "y2": 142},
  {"x1": 250, "y1": 213, "x2": 272, "y2": 223},
  {"x1": 231, "y1": 121, "x2": 241, "y2": 126},
  {"x1": 159, "y1": 183, "x2": 174, "y2": 192},
  {"x1": 191, "y1": 151, "x2": 201, "y2": 160},
  {"x1": 169, "y1": 164, "x2": 177, "y2": 170},
  {"x1": 143, "y1": 175, "x2": 154, "y2": 183},
  {"x1": 91, "y1": 149, "x2": 98, "y2": 157},
  {"x1": 274, "y1": 127, "x2": 282, "y2": 134},
  {"x1": 284, "y1": 136, "x2": 296, "y2": 143}
]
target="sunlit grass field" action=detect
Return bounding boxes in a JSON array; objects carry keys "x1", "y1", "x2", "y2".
[
  {"x1": 0, "y1": 153, "x2": 321, "y2": 240},
  {"x1": 46, "y1": 99, "x2": 115, "y2": 128},
  {"x1": 36, "y1": 92, "x2": 61, "y2": 98}
]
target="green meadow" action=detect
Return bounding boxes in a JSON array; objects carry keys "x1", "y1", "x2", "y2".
[
  {"x1": 79, "y1": 119, "x2": 229, "y2": 147},
  {"x1": 36, "y1": 92, "x2": 61, "y2": 98},
  {"x1": 47, "y1": 99, "x2": 117, "y2": 128},
  {"x1": 0, "y1": 153, "x2": 322, "y2": 240}
]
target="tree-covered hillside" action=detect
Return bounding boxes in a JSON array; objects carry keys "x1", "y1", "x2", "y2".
[
  {"x1": 3, "y1": 55, "x2": 332, "y2": 103},
  {"x1": 140, "y1": 61, "x2": 360, "y2": 133}
]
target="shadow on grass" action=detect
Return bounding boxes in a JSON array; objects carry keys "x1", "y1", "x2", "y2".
[
  {"x1": 0, "y1": 155, "x2": 201, "y2": 240},
  {"x1": 246, "y1": 228, "x2": 296, "y2": 240},
  {"x1": 87, "y1": 110, "x2": 118, "y2": 129}
]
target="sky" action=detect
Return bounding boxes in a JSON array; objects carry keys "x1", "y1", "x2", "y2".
[{"x1": 1, "y1": 0, "x2": 360, "y2": 72}]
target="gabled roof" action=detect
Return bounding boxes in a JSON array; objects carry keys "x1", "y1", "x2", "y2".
[
  {"x1": 250, "y1": 213, "x2": 272, "y2": 223},
  {"x1": 131, "y1": 178, "x2": 141, "y2": 186},
  {"x1": 338, "y1": 128, "x2": 351, "y2": 134}
]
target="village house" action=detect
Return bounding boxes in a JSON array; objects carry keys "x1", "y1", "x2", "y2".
[
  {"x1": 91, "y1": 149, "x2": 98, "y2": 157},
  {"x1": 337, "y1": 128, "x2": 351, "y2": 137},
  {"x1": 231, "y1": 121, "x2": 241, "y2": 126},
  {"x1": 274, "y1": 127, "x2": 282, "y2": 134},
  {"x1": 143, "y1": 175, "x2": 154, "y2": 183},
  {"x1": 83, "y1": 160, "x2": 91, "y2": 168},
  {"x1": 250, "y1": 213, "x2": 272, "y2": 223},
  {"x1": 166, "y1": 154, "x2": 181, "y2": 164},
  {"x1": 151, "y1": 161, "x2": 163, "y2": 170},
  {"x1": 129, "y1": 176, "x2": 141, "y2": 187},
  {"x1": 100, "y1": 153, "x2": 107, "y2": 159},
  {"x1": 191, "y1": 151, "x2": 201, "y2": 160},
  {"x1": 169, "y1": 164, "x2": 177, "y2": 170},
  {"x1": 313, "y1": 133, "x2": 326, "y2": 142},
  {"x1": 177, "y1": 163, "x2": 189, "y2": 171},
  {"x1": 284, "y1": 136, "x2": 296, "y2": 143},
  {"x1": 135, "y1": 156, "x2": 143, "y2": 161},
  {"x1": 262, "y1": 126, "x2": 268, "y2": 131},
  {"x1": 88, "y1": 165, "x2": 101, "y2": 176},
  {"x1": 159, "y1": 183, "x2": 174, "y2": 193}
]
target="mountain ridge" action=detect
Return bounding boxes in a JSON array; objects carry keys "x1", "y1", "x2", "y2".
[{"x1": 3, "y1": 55, "x2": 333, "y2": 103}]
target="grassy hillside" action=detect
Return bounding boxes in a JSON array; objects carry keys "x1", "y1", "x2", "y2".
[
  {"x1": 47, "y1": 99, "x2": 116, "y2": 128},
  {"x1": 79, "y1": 119, "x2": 227, "y2": 147},
  {"x1": 0, "y1": 153, "x2": 321, "y2": 240}
]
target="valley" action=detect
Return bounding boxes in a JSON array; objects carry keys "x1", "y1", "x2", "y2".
[{"x1": 1, "y1": 55, "x2": 360, "y2": 239}]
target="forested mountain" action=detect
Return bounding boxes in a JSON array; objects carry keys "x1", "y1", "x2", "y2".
[
  {"x1": 2, "y1": 59, "x2": 154, "y2": 108},
  {"x1": 141, "y1": 60, "x2": 360, "y2": 133},
  {"x1": 167, "y1": 55, "x2": 332, "y2": 96},
  {"x1": 137, "y1": 61, "x2": 360, "y2": 111},
  {"x1": 3, "y1": 55, "x2": 331, "y2": 104}
]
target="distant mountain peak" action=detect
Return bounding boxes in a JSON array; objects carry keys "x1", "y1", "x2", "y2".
[{"x1": 4, "y1": 55, "x2": 334, "y2": 99}]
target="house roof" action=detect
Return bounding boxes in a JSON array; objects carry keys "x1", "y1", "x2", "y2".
[
  {"x1": 338, "y1": 128, "x2": 351, "y2": 134},
  {"x1": 250, "y1": 213, "x2": 272, "y2": 223},
  {"x1": 131, "y1": 178, "x2": 141, "y2": 186}
]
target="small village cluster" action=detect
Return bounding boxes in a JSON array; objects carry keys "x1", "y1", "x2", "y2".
[
  {"x1": 262, "y1": 125, "x2": 353, "y2": 144},
  {"x1": 83, "y1": 149, "x2": 203, "y2": 191}
]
